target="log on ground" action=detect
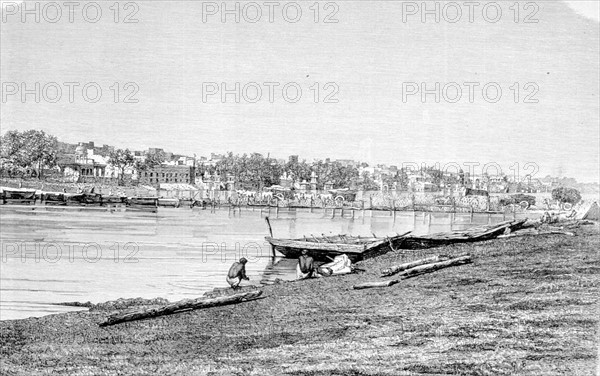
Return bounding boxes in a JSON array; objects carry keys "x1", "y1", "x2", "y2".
[
  {"x1": 399, "y1": 255, "x2": 472, "y2": 279},
  {"x1": 353, "y1": 280, "x2": 399, "y2": 290},
  {"x1": 380, "y1": 255, "x2": 452, "y2": 277},
  {"x1": 99, "y1": 290, "x2": 263, "y2": 327},
  {"x1": 354, "y1": 255, "x2": 472, "y2": 289}
]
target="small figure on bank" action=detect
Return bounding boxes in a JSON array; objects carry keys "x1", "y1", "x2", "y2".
[
  {"x1": 296, "y1": 250, "x2": 315, "y2": 280},
  {"x1": 227, "y1": 258, "x2": 249, "y2": 289}
]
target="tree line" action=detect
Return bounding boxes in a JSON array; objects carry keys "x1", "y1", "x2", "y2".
[
  {"x1": 0, "y1": 130, "x2": 384, "y2": 189},
  {"x1": 2, "y1": 130, "x2": 588, "y2": 196},
  {"x1": 197, "y1": 152, "x2": 371, "y2": 191},
  {"x1": 0, "y1": 130, "x2": 493, "y2": 190}
]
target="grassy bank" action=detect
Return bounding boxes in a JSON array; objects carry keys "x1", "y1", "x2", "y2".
[{"x1": 1, "y1": 225, "x2": 598, "y2": 376}]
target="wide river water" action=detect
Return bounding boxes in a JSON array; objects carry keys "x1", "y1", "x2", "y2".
[{"x1": 0, "y1": 206, "x2": 529, "y2": 320}]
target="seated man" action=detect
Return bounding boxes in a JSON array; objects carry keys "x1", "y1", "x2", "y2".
[
  {"x1": 296, "y1": 250, "x2": 315, "y2": 280},
  {"x1": 227, "y1": 258, "x2": 249, "y2": 289}
]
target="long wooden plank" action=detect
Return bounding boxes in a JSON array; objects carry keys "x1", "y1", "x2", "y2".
[{"x1": 99, "y1": 290, "x2": 263, "y2": 327}]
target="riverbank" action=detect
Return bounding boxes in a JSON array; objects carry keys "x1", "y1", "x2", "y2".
[{"x1": 1, "y1": 224, "x2": 598, "y2": 375}]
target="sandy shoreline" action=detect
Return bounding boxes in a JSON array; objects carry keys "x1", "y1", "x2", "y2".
[{"x1": 1, "y1": 224, "x2": 598, "y2": 375}]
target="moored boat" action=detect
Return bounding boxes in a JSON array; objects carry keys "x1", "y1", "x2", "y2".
[
  {"x1": 0, "y1": 187, "x2": 38, "y2": 205},
  {"x1": 40, "y1": 191, "x2": 67, "y2": 205},
  {"x1": 157, "y1": 198, "x2": 180, "y2": 208},
  {"x1": 394, "y1": 219, "x2": 528, "y2": 250},
  {"x1": 64, "y1": 193, "x2": 103, "y2": 206},
  {"x1": 265, "y1": 233, "x2": 407, "y2": 262},
  {"x1": 101, "y1": 196, "x2": 127, "y2": 205},
  {"x1": 127, "y1": 197, "x2": 158, "y2": 207},
  {"x1": 266, "y1": 219, "x2": 528, "y2": 262},
  {"x1": 179, "y1": 198, "x2": 194, "y2": 207}
]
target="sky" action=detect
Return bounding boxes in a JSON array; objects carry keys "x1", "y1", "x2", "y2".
[{"x1": 1, "y1": 0, "x2": 599, "y2": 182}]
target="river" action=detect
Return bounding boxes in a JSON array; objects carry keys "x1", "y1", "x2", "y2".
[{"x1": 0, "y1": 205, "x2": 529, "y2": 320}]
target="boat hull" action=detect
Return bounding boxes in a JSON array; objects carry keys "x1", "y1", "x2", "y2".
[
  {"x1": 266, "y1": 219, "x2": 527, "y2": 262},
  {"x1": 64, "y1": 193, "x2": 103, "y2": 206},
  {"x1": 1, "y1": 189, "x2": 37, "y2": 205},
  {"x1": 397, "y1": 219, "x2": 528, "y2": 250},
  {"x1": 272, "y1": 246, "x2": 366, "y2": 262},
  {"x1": 157, "y1": 198, "x2": 180, "y2": 208},
  {"x1": 265, "y1": 235, "x2": 396, "y2": 262},
  {"x1": 127, "y1": 197, "x2": 158, "y2": 207}
]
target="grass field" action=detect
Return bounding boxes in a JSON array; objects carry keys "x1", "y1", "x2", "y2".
[{"x1": 1, "y1": 224, "x2": 598, "y2": 375}]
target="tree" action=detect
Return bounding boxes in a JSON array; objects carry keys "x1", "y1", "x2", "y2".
[
  {"x1": 284, "y1": 159, "x2": 311, "y2": 185},
  {"x1": 213, "y1": 152, "x2": 282, "y2": 190},
  {"x1": 0, "y1": 130, "x2": 58, "y2": 178},
  {"x1": 398, "y1": 168, "x2": 409, "y2": 190},
  {"x1": 108, "y1": 148, "x2": 135, "y2": 186},
  {"x1": 326, "y1": 162, "x2": 359, "y2": 189},
  {"x1": 358, "y1": 171, "x2": 379, "y2": 191},
  {"x1": 23, "y1": 130, "x2": 59, "y2": 179},
  {"x1": 0, "y1": 130, "x2": 26, "y2": 177},
  {"x1": 239, "y1": 153, "x2": 282, "y2": 190},
  {"x1": 425, "y1": 166, "x2": 444, "y2": 187},
  {"x1": 551, "y1": 187, "x2": 581, "y2": 205},
  {"x1": 135, "y1": 149, "x2": 166, "y2": 172}
]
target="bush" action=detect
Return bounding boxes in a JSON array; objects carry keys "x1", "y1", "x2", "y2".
[{"x1": 551, "y1": 187, "x2": 581, "y2": 204}]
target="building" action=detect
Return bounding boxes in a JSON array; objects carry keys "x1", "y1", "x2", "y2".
[
  {"x1": 138, "y1": 165, "x2": 195, "y2": 185},
  {"x1": 172, "y1": 155, "x2": 196, "y2": 167},
  {"x1": 58, "y1": 143, "x2": 110, "y2": 182}
]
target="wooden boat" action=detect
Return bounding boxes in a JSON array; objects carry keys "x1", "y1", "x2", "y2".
[
  {"x1": 265, "y1": 233, "x2": 406, "y2": 262},
  {"x1": 127, "y1": 197, "x2": 158, "y2": 207},
  {"x1": 396, "y1": 219, "x2": 528, "y2": 250},
  {"x1": 41, "y1": 191, "x2": 67, "y2": 205},
  {"x1": 266, "y1": 219, "x2": 528, "y2": 262},
  {"x1": 101, "y1": 196, "x2": 127, "y2": 205},
  {"x1": 178, "y1": 198, "x2": 195, "y2": 207},
  {"x1": 157, "y1": 198, "x2": 180, "y2": 208},
  {"x1": 64, "y1": 193, "x2": 103, "y2": 206},
  {"x1": 40, "y1": 192, "x2": 125, "y2": 206},
  {"x1": 0, "y1": 188, "x2": 38, "y2": 205}
]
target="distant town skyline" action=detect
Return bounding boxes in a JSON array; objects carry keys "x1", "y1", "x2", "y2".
[{"x1": 50, "y1": 135, "x2": 598, "y2": 185}]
